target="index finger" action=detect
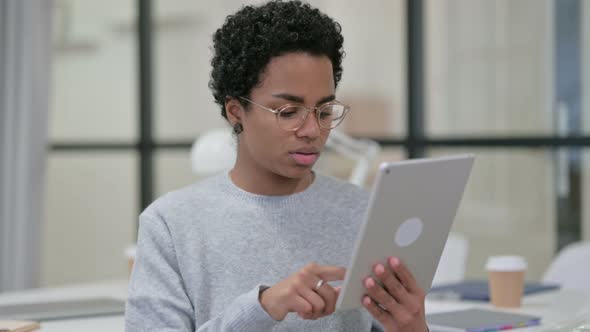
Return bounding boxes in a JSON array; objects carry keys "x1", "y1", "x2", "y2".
[{"x1": 312, "y1": 265, "x2": 346, "y2": 281}]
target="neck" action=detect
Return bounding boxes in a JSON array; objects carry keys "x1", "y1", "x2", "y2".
[{"x1": 229, "y1": 159, "x2": 314, "y2": 196}]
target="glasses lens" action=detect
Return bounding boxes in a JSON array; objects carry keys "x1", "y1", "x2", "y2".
[
  {"x1": 318, "y1": 104, "x2": 347, "y2": 129},
  {"x1": 278, "y1": 106, "x2": 308, "y2": 131}
]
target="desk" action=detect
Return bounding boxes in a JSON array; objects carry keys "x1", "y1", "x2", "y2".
[
  {"x1": 0, "y1": 280, "x2": 127, "y2": 332},
  {"x1": 426, "y1": 289, "x2": 590, "y2": 331},
  {"x1": 0, "y1": 281, "x2": 588, "y2": 331}
]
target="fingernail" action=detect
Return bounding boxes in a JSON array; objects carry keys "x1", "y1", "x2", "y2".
[
  {"x1": 363, "y1": 296, "x2": 371, "y2": 306},
  {"x1": 389, "y1": 257, "x2": 399, "y2": 268},
  {"x1": 374, "y1": 264, "x2": 385, "y2": 275},
  {"x1": 365, "y1": 277, "x2": 375, "y2": 288}
]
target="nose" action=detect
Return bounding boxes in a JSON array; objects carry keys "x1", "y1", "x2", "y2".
[{"x1": 295, "y1": 109, "x2": 321, "y2": 139}]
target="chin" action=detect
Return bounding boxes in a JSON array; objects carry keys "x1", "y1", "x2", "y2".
[{"x1": 280, "y1": 165, "x2": 314, "y2": 179}]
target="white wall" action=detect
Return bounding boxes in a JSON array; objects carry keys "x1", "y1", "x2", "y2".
[
  {"x1": 45, "y1": 0, "x2": 138, "y2": 286},
  {"x1": 43, "y1": 152, "x2": 137, "y2": 286},
  {"x1": 425, "y1": 0, "x2": 556, "y2": 279},
  {"x1": 50, "y1": 0, "x2": 137, "y2": 142},
  {"x1": 426, "y1": 0, "x2": 554, "y2": 136}
]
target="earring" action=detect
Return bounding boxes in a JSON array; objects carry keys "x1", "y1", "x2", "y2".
[{"x1": 233, "y1": 123, "x2": 243, "y2": 135}]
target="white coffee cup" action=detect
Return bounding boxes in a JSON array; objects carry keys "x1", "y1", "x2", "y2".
[{"x1": 485, "y1": 255, "x2": 527, "y2": 307}]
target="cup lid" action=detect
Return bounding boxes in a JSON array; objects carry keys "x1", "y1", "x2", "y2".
[
  {"x1": 485, "y1": 255, "x2": 527, "y2": 271},
  {"x1": 125, "y1": 245, "x2": 137, "y2": 258}
]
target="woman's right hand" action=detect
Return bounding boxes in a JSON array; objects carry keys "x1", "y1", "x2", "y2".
[{"x1": 259, "y1": 262, "x2": 346, "y2": 321}]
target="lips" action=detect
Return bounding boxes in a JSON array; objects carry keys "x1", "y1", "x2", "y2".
[{"x1": 289, "y1": 148, "x2": 320, "y2": 166}]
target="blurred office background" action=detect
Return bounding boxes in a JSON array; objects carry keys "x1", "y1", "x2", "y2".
[{"x1": 1, "y1": 0, "x2": 590, "y2": 291}]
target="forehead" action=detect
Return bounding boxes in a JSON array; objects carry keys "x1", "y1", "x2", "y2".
[{"x1": 252, "y1": 52, "x2": 335, "y2": 101}]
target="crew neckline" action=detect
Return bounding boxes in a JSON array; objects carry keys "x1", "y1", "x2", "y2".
[{"x1": 219, "y1": 171, "x2": 322, "y2": 207}]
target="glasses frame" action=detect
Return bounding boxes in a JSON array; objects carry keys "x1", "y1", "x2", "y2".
[{"x1": 239, "y1": 96, "x2": 350, "y2": 131}]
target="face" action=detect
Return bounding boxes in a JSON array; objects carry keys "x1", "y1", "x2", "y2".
[{"x1": 226, "y1": 52, "x2": 335, "y2": 181}]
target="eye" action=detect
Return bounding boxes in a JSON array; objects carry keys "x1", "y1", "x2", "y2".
[
  {"x1": 319, "y1": 110, "x2": 333, "y2": 119},
  {"x1": 279, "y1": 106, "x2": 305, "y2": 118},
  {"x1": 280, "y1": 111, "x2": 297, "y2": 118}
]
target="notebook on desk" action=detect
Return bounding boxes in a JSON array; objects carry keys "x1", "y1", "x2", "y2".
[
  {"x1": 426, "y1": 308, "x2": 541, "y2": 332},
  {"x1": 428, "y1": 280, "x2": 560, "y2": 301}
]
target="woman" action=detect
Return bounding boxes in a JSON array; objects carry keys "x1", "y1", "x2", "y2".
[{"x1": 125, "y1": 1, "x2": 428, "y2": 331}]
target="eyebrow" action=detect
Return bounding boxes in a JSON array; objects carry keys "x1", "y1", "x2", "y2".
[{"x1": 271, "y1": 93, "x2": 336, "y2": 106}]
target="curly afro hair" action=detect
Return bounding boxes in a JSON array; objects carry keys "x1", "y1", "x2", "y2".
[{"x1": 209, "y1": 0, "x2": 345, "y2": 120}]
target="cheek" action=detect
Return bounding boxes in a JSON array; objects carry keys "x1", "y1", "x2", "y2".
[{"x1": 246, "y1": 123, "x2": 287, "y2": 159}]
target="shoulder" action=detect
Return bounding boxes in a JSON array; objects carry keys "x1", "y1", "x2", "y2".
[{"x1": 140, "y1": 173, "x2": 226, "y2": 225}]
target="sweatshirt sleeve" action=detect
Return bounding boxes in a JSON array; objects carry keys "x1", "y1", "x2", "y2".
[
  {"x1": 125, "y1": 212, "x2": 279, "y2": 332},
  {"x1": 195, "y1": 285, "x2": 279, "y2": 331}
]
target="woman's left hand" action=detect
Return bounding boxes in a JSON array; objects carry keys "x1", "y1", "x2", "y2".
[{"x1": 362, "y1": 257, "x2": 428, "y2": 332}]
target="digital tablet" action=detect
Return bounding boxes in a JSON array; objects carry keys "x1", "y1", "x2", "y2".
[{"x1": 336, "y1": 154, "x2": 474, "y2": 311}]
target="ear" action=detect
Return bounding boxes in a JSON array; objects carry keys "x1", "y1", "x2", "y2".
[{"x1": 225, "y1": 97, "x2": 245, "y2": 125}]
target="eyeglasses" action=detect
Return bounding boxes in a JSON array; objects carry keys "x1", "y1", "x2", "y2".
[{"x1": 239, "y1": 96, "x2": 350, "y2": 131}]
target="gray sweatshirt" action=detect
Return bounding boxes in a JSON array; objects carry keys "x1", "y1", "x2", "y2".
[{"x1": 125, "y1": 172, "x2": 382, "y2": 331}]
